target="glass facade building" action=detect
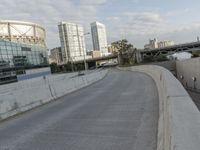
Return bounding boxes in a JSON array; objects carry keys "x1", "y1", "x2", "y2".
[
  {"x1": 91, "y1": 22, "x2": 108, "y2": 56},
  {"x1": 0, "y1": 40, "x2": 48, "y2": 67},
  {"x1": 58, "y1": 22, "x2": 86, "y2": 63}
]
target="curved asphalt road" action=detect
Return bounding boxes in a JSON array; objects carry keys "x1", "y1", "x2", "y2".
[{"x1": 0, "y1": 69, "x2": 158, "y2": 150}]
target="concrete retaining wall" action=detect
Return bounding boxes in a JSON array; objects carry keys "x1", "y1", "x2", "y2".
[
  {"x1": 120, "y1": 65, "x2": 200, "y2": 150},
  {"x1": 176, "y1": 58, "x2": 200, "y2": 89},
  {"x1": 0, "y1": 69, "x2": 108, "y2": 121}
]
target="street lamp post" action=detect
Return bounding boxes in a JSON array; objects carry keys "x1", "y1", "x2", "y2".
[
  {"x1": 73, "y1": 31, "x2": 90, "y2": 71},
  {"x1": 71, "y1": 57, "x2": 74, "y2": 72},
  {"x1": 81, "y1": 38, "x2": 87, "y2": 71},
  {"x1": 82, "y1": 32, "x2": 90, "y2": 71}
]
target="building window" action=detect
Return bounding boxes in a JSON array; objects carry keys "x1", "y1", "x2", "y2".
[{"x1": 21, "y1": 47, "x2": 31, "y2": 52}]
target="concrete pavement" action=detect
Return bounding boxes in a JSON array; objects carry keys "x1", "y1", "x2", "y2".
[
  {"x1": 0, "y1": 69, "x2": 158, "y2": 150},
  {"x1": 188, "y1": 90, "x2": 200, "y2": 110}
]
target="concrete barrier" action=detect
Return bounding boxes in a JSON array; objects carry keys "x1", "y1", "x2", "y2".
[
  {"x1": 0, "y1": 69, "x2": 108, "y2": 121},
  {"x1": 119, "y1": 65, "x2": 200, "y2": 150}
]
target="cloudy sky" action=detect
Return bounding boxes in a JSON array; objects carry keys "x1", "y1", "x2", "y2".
[{"x1": 1, "y1": 0, "x2": 200, "y2": 49}]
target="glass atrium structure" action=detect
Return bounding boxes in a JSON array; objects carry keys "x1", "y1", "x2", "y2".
[{"x1": 0, "y1": 40, "x2": 48, "y2": 67}]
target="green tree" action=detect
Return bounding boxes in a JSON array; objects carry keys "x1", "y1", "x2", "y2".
[
  {"x1": 143, "y1": 55, "x2": 169, "y2": 63},
  {"x1": 50, "y1": 63, "x2": 60, "y2": 73},
  {"x1": 155, "y1": 55, "x2": 168, "y2": 62},
  {"x1": 111, "y1": 39, "x2": 136, "y2": 65},
  {"x1": 192, "y1": 51, "x2": 200, "y2": 58}
]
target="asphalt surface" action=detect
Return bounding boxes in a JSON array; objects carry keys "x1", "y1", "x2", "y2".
[
  {"x1": 0, "y1": 69, "x2": 159, "y2": 150},
  {"x1": 187, "y1": 91, "x2": 200, "y2": 111}
]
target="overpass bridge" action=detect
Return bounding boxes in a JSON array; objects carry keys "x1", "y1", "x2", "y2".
[
  {"x1": 74, "y1": 54, "x2": 118, "y2": 68},
  {"x1": 0, "y1": 66, "x2": 199, "y2": 150},
  {"x1": 137, "y1": 41, "x2": 200, "y2": 62}
]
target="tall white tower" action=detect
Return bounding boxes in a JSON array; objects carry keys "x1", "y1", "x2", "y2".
[
  {"x1": 58, "y1": 22, "x2": 86, "y2": 63},
  {"x1": 91, "y1": 21, "x2": 108, "y2": 56}
]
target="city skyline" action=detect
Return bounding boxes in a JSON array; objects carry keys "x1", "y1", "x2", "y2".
[{"x1": 1, "y1": 0, "x2": 200, "y2": 49}]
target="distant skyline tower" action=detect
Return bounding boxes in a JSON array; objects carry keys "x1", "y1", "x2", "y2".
[
  {"x1": 58, "y1": 22, "x2": 86, "y2": 63},
  {"x1": 91, "y1": 21, "x2": 108, "y2": 56}
]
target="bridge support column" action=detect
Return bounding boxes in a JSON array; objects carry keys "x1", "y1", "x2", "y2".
[{"x1": 87, "y1": 61, "x2": 96, "y2": 69}]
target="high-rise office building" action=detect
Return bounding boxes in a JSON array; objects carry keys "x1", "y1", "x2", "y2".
[
  {"x1": 58, "y1": 22, "x2": 86, "y2": 63},
  {"x1": 158, "y1": 40, "x2": 174, "y2": 48},
  {"x1": 91, "y1": 22, "x2": 108, "y2": 56},
  {"x1": 49, "y1": 47, "x2": 62, "y2": 64},
  {"x1": 144, "y1": 38, "x2": 158, "y2": 49},
  {"x1": 144, "y1": 38, "x2": 175, "y2": 49}
]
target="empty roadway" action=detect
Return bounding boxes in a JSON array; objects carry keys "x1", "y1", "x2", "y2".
[{"x1": 0, "y1": 69, "x2": 158, "y2": 150}]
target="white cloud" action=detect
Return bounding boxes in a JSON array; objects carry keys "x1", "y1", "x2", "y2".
[
  {"x1": 80, "y1": 0, "x2": 107, "y2": 5},
  {"x1": 0, "y1": 0, "x2": 99, "y2": 49},
  {"x1": 124, "y1": 12, "x2": 162, "y2": 23},
  {"x1": 105, "y1": 11, "x2": 166, "y2": 42},
  {"x1": 165, "y1": 8, "x2": 190, "y2": 17},
  {"x1": 105, "y1": 10, "x2": 200, "y2": 48},
  {"x1": 0, "y1": 0, "x2": 199, "y2": 50}
]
